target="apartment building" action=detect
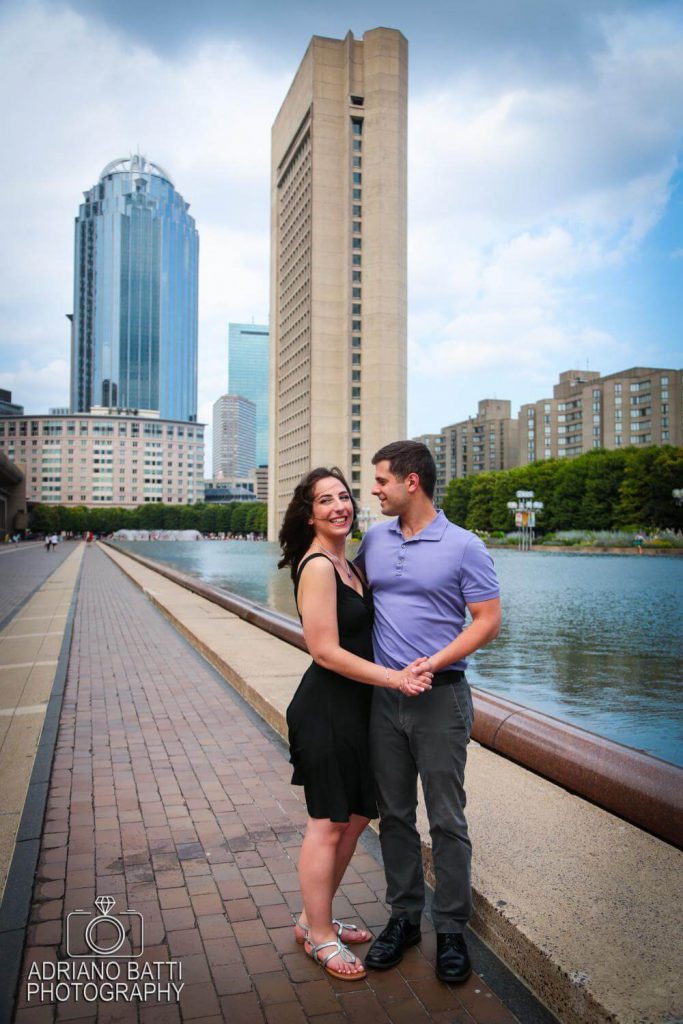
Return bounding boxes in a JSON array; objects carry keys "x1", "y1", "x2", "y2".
[
  {"x1": 412, "y1": 433, "x2": 447, "y2": 504},
  {"x1": 519, "y1": 368, "x2": 680, "y2": 464},
  {"x1": 441, "y1": 400, "x2": 520, "y2": 485},
  {"x1": 0, "y1": 408, "x2": 204, "y2": 507}
]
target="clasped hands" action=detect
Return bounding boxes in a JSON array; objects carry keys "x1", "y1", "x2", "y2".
[{"x1": 394, "y1": 656, "x2": 433, "y2": 697}]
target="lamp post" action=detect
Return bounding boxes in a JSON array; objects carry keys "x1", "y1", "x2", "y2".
[
  {"x1": 507, "y1": 490, "x2": 544, "y2": 551},
  {"x1": 358, "y1": 506, "x2": 375, "y2": 535}
]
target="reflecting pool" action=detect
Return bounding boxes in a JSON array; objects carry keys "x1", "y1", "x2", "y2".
[{"x1": 112, "y1": 541, "x2": 683, "y2": 766}]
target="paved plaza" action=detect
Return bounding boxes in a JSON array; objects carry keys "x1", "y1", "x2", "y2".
[
  {"x1": 0, "y1": 542, "x2": 79, "y2": 629},
  {"x1": 5, "y1": 545, "x2": 545, "y2": 1023}
]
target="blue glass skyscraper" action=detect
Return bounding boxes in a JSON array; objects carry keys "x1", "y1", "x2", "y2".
[
  {"x1": 228, "y1": 323, "x2": 269, "y2": 467},
  {"x1": 71, "y1": 155, "x2": 199, "y2": 421}
]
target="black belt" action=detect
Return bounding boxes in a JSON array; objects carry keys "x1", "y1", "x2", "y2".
[{"x1": 431, "y1": 670, "x2": 465, "y2": 687}]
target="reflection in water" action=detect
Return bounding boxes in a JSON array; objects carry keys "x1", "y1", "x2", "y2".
[{"x1": 113, "y1": 541, "x2": 683, "y2": 766}]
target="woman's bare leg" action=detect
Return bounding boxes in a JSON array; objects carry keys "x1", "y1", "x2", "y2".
[
  {"x1": 298, "y1": 815, "x2": 372, "y2": 946},
  {"x1": 298, "y1": 816, "x2": 365, "y2": 975}
]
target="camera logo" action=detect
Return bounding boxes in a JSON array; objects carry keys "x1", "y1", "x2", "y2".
[{"x1": 66, "y1": 896, "x2": 144, "y2": 958}]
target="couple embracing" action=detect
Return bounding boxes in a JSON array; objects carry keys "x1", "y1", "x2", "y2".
[{"x1": 278, "y1": 440, "x2": 501, "y2": 984}]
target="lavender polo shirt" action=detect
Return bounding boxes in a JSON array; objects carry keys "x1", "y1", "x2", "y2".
[{"x1": 355, "y1": 510, "x2": 500, "y2": 672}]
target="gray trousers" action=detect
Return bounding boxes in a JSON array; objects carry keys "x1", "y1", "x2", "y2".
[{"x1": 370, "y1": 678, "x2": 474, "y2": 933}]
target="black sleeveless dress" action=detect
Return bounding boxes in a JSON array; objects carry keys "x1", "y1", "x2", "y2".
[{"x1": 286, "y1": 553, "x2": 378, "y2": 822}]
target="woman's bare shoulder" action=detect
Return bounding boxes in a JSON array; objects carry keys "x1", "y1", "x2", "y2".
[{"x1": 298, "y1": 552, "x2": 335, "y2": 583}]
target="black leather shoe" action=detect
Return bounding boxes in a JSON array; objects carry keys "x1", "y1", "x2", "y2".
[
  {"x1": 365, "y1": 917, "x2": 422, "y2": 970},
  {"x1": 436, "y1": 932, "x2": 472, "y2": 983}
]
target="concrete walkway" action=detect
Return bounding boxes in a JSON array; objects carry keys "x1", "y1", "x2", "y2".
[
  {"x1": 0, "y1": 543, "x2": 85, "y2": 895},
  {"x1": 7, "y1": 544, "x2": 543, "y2": 1024},
  {"x1": 0, "y1": 541, "x2": 78, "y2": 628},
  {"x1": 100, "y1": 543, "x2": 683, "y2": 1024}
]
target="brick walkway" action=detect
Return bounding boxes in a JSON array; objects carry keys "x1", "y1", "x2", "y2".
[
  {"x1": 13, "y1": 545, "x2": 523, "y2": 1024},
  {"x1": 0, "y1": 542, "x2": 77, "y2": 628}
]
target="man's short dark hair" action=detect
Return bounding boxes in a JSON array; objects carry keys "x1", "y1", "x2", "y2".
[{"x1": 372, "y1": 440, "x2": 437, "y2": 500}]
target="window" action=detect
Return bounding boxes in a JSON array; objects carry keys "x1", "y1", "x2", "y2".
[
  {"x1": 351, "y1": 336, "x2": 361, "y2": 347},
  {"x1": 352, "y1": 471, "x2": 360, "y2": 482},
  {"x1": 527, "y1": 409, "x2": 535, "y2": 418},
  {"x1": 352, "y1": 270, "x2": 361, "y2": 282},
  {"x1": 352, "y1": 453, "x2": 361, "y2": 465},
  {"x1": 352, "y1": 237, "x2": 361, "y2": 249},
  {"x1": 352, "y1": 404, "x2": 360, "y2": 415},
  {"x1": 352, "y1": 353, "x2": 361, "y2": 365},
  {"x1": 352, "y1": 419, "x2": 361, "y2": 431},
  {"x1": 352, "y1": 189, "x2": 361, "y2": 200},
  {"x1": 353, "y1": 205, "x2": 361, "y2": 217},
  {"x1": 350, "y1": 96, "x2": 364, "y2": 106},
  {"x1": 660, "y1": 376, "x2": 669, "y2": 385},
  {"x1": 353, "y1": 172, "x2": 361, "y2": 185},
  {"x1": 352, "y1": 320, "x2": 361, "y2": 331},
  {"x1": 352, "y1": 156, "x2": 361, "y2": 168},
  {"x1": 352, "y1": 254, "x2": 361, "y2": 265},
  {"x1": 352, "y1": 370, "x2": 361, "y2": 382},
  {"x1": 353, "y1": 139, "x2": 362, "y2": 151},
  {"x1": 352, "y1": 221, "x2": 361, "y2": 233},
  {"x1": 352, "y1": 387, "x2": 361, "y2": 398},
  {"x1": 352, "y1": 303, "x2": 361, "y2": 315},
  {"x1": 352, "y1": 438, "x2": 360, "y2": 448},
  {"x1": 352, "y1": 287, "x2": 361, "y2": 298},
  {"x1": 352, "y1": 116, "x2": 363, "y2": 131}
]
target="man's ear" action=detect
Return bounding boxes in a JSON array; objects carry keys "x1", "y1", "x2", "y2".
[{"x1": 405, "y1": 472, "x2": 420, "y2": 493}]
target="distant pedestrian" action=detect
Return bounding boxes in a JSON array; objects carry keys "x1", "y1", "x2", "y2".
[
  {"x1": 45, "y1": 535, "x2": 51, "y2": 552},
  {"x1": 50, "y1": 534, "x2": 59, "y2": 550}
]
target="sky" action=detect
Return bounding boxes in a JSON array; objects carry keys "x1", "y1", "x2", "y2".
[{"x1": 0, "y1": 0, "x2": 681, "y2": 467}]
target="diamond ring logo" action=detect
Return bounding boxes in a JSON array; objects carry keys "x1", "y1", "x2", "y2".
[{"x1": 66, "y1": 897, "x2": 144, "y2": 958}]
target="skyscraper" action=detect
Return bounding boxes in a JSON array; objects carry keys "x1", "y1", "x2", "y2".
[
  {"x1": 212, "y1": 395, "x2": 256, "y2": 478},
  {"x1": 70, "y1": 155, "x2": 199, "y2": 422},
  {"x1": 228, "y1": 323, "x2": 269, "y2": 467},
  {"x1": 268, "y1": 29, "x2": 408, "y2": 539}
]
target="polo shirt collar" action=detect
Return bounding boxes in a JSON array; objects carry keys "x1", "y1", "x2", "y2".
[{"x1": 389, "y1": 508, "x2": 449, "y2": 542}]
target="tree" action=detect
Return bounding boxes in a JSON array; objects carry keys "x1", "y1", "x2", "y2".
[
  {"x1": 442, "y1": 477, "x2": 473, "y2": 526},
  {"x1": 230, "y1": 503, "x2": 249, "y2": 534},
  {"x1": 464, "y1": 473, "x2": 497, "y2": 533}
]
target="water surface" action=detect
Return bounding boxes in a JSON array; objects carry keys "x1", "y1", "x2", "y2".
[{"x1": 113, "y1": 540, "x2": 683, "y2": 766}]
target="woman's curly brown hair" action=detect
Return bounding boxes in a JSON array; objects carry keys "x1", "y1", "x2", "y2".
[{"x1": 278, "y1": 466, "x2": 358, "y2": 580}]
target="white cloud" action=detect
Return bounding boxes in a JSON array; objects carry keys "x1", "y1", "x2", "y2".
[
  {"x1": 0, "y1": 360, "x2": 70, "y2": 412},
  {"x1": 0, "y1": 2, "x2": 286, "y2": 427},
  {"x1": 406, "y1": 15, "x2": 683, "y2": 429},
  {"x1": 0, "y1": 1, "x2": 681, "y2": 448}
]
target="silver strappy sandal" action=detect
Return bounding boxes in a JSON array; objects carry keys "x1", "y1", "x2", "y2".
[
  {"x1": 305, "y1": 935, "x2": 367, "y2": 980},
  {"x1": 292, "y1": 913, "x2": 371, "y2": 945}
]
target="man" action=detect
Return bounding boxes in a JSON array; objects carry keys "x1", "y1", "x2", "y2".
[{"x1": 355, "y1": 441, "x2": 501, "y2": 983}]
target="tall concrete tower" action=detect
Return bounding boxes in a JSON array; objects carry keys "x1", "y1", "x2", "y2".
[{"x1": 268, "y1": 28, "x2": 408, "y2": 539}]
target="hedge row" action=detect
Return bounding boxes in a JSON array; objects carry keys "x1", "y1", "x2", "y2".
[
  {"x1": 442, "y1": 445, "x2": 683, "y2": 533},
  {"x1": 28, "y1": 501, "x2": 267, "y2": 536}
]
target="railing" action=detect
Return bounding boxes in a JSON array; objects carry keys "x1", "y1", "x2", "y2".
[{"x1": 105, "y1": 542, "x2": 683, "y2": 849}]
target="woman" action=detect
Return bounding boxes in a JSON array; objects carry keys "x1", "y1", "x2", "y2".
[{"x1": 279, "y1": 467, "x2": 432, "y2": 981}]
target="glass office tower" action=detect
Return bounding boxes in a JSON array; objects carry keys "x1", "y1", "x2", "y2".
[
  {"x1": 228, "y1": 323, "x2": 269, "y2": 467},
  {"x1": 71, "y1": 155, "x2": 199, "y2": 421}
]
